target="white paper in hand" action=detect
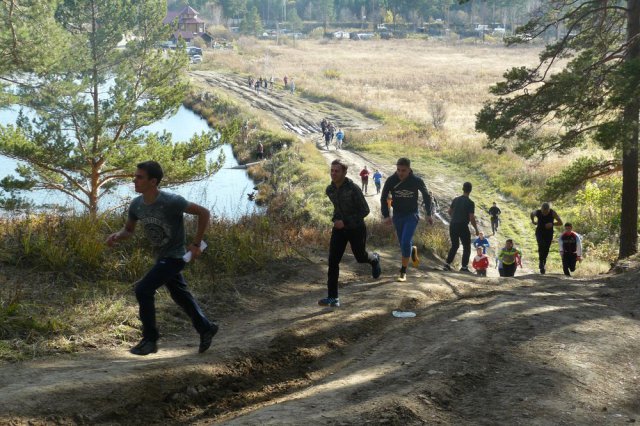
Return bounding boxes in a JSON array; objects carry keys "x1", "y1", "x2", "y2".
[{"x1": 183, "y1": 241, "x2": 208, "y2": 262}]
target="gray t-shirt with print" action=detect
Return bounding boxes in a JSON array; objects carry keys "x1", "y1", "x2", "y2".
[{"x1": 128, "y1": 191, "x2": 189, "y2": 259}]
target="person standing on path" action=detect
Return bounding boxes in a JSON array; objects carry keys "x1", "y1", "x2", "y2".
[
  {"x1": 320, "y1": 159, "x2": 382, "y2": 307},
  {"x1": 106, "y1": 161, "x2": 218, "y2": 356},
  {"x1": 488, "y1": 202, "x2": 501, "y2": 235},
  {"x1": 530, "y1": 202, "x2": 563, "y2": 274},
  {"x1": 380, "y1": 158, "x2": 433, "y2": 282},
  {"x1": 373, "y1": 169, "x2": 383, "y2": 194},
  {"x1": 283, "y1": 75, "x2": 288, "y2": 88},
  {"x1": 443, "y1": 182, "x2": 479, "y2": 272},
  {"x1": 558, "y1": 223, "x2": 582, "y2": 277},
  {"x1": 290, "y1": 78, "x2": 295, "y2": 94},
  {"x1": 359, "y1": 166, "x2": 370, "y2": 194}
]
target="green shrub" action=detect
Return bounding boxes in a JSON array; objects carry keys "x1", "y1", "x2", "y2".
[{"x1": 323, "y1": 68, "x2": 341, "y2": 79}]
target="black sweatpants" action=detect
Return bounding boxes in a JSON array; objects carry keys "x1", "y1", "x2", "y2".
[
  {"x1": 536, "y1": 229, "x2": 554, "y2": 270},
  {"x1": 327, "y1": 225, "x2": 374, "y2": 298},
  {"x1": 562, "y1": 253, "x2": 578, "y2": 276},
  {"x1": 446, "y1": 222, "x2": 472, "y2": 268},
  {"x1": 499, "y1": 263, "x2": 516, "y2": 277}
]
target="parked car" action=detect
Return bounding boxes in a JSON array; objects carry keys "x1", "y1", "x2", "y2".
[
  {"x1": 186, "y1": 46, "x2": 203, "y2": 57},
  {"x1": 190, "y1": 55, "x2": 203, "y2": 64}
]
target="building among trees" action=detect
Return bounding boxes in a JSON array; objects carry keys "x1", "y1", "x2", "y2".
[{"x1": 164, "y1": 5, "x2": 212, "y2": 44}]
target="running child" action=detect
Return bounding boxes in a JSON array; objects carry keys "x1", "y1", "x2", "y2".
[
  {"x1": 497, "y1": 239, "x2": 522, "y2": 277},
  {"x1": 472, "y1": 246, "x2": 490, "y2": 276}
]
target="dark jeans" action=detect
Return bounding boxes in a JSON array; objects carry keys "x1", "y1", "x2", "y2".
[
  {"x1": 491, "y1": 216, "x2": 499, "y2": 234},
  {"x1": 135, "y1": 257, "x2": 212, "y2": 341},
  {"x1": 536, "y1": 229, "x2": 554, "y2": 270},
  {"x1": 499, "y1": 263, "x2": 516, "y2": 277},
  {"x1": 327, "y1": 225, "x2": 374, "y2": 298},
  {"x1": 562, "y1": 253, "x2": 577, "y2": 276},
  {"x1": 446, "y1": 222, "x2": 472, "y2": 268},
  {"x1": 361, "y1": 178, "x2": 368, "y2": 194}
]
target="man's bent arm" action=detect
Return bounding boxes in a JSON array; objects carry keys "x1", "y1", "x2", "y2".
[
  {"x1": 106, "y1": 219, "x2": 136, "y2": 246},
  {"x1": 469, "y1": 213, "x2": 479, "y2": 234},
  {"x1": 185, "y1": 202, "x2": 210, "y2": 245}
]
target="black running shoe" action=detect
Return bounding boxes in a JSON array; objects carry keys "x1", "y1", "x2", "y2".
[
  {"x1": 130, "y1": 339, "x2": 158, "y2": 356},
  {"x1": 371, "y1": 252, "x2": 382, "y2": 279},
  {"x1": 199, "y1": 324, "x2": 219, "y2": 353}
]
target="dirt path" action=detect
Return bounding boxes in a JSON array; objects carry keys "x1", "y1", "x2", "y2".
[
  {"x1": 2, "y1": 253, "x2": 639, "y2": 425},
  {"x1": 2, "y1": 71, "x2": 638, "y2": 425}
]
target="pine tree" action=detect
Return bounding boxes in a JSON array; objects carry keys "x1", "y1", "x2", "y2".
[
  {"x1": 471, "y1": 0, "x2": 640, "y2": 259},
  {"x1": 0, "y1": 0, "x2": 221, "y2": 214}
]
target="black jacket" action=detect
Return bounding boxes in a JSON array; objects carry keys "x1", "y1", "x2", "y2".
[
  {"x1": 380, "y1": 172, "x2": 432, "y2": 218},
  {"x1": 326, "y1": 177, "x2": 370, "y2": 229}
]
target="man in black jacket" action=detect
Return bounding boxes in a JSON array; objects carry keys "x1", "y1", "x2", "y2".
[
  {"x1": 380, "y1": 158, "x2": 433, "y2": 282},
  {"x1": 321, "y1": 159, "x2": 381, "y2": 307},
  {"x1": 443, "y1": 182, "x2": 479, "y2": 272}
]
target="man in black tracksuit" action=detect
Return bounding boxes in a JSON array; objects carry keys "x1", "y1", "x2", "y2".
[
  {"x1": 320, "y1": 159, "x2": 381, "y2": 307},
  {"x1": 444, "y1": 182, "x2": 479, "y2": 272},
  {"x1": 530, "y1": 202, "x2": 563, "y2": 274}
]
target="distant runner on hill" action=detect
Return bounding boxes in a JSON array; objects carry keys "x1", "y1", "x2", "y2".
[
  {"x1": 380, "y1": 157, "x2": 433, "y2": 282},
  {"x1": 531, "y1": 202, "x2": 563, "y2": 275},
  {"x1": 488, "y1": 202, "x2": 501, "y2": 235},
  {"x1": 335, "y1": 129, "x2": 344, "y2": 150},
  {"x1": 106, "y1": 161, "x2": 218, "y2": 356},
  {"x1": 320, "y1": 159, "x2": 382, "y2": 308},
  {"x1": 359, "y1": 166, "x2": 370, "y2": 194},
  {"x1": 373, "y1": 169, "x2": 383, "y2": 194}
]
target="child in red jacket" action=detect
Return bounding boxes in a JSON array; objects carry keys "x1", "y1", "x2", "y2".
[{"x1": 472, "y1": 246, "x2": 490, "y2": 276}]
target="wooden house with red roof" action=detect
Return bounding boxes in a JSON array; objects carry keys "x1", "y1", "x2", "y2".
[{"x1": 163, "y1": 5, "x2": 211, "y2": 44}]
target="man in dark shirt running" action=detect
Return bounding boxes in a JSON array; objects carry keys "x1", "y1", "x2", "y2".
[
  {"x1": 488, "y1": 202, "x2": 501, "y2": 235},
  {"x1": 531, "y1": 202, "x2": 563, "y2": 274},
  {"x1": 106, "y1": 161, "x2": 218, "y2": 356},
  {"x1": 320, "y1": 159, "x2": 382, "y2": 307},
  {"x1": 443, "y1": 182, "x2": 479, "y2": 272},
  {"x1": 380, "y1": 157, "x2": 433, "y2": 282}
]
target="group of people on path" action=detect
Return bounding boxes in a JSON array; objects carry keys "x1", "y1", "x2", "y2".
[
  {"x1": 321, "y1": 157, "x2": 585, "y2": 306},
  {"x1": 443, "y1": 194, "x2": 582, "y2": 277},
  {"x1": 107, "y1": 158, "x2": 585, "y2": 356},
  {"x1": 247, "y1": 75, "x2": 294, "y2": 95},
  {"x1": 320, "y1": 118, "x2": 344, "y2": 150}
]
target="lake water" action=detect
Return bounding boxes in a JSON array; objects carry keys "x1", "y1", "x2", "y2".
[{"x1": 0, "y1": 106, "x2": 259, "y2": 219}]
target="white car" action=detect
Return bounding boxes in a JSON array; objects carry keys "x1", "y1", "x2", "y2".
[{"x1": 190, "y1": 55, "x2": 203, "y2": 64}]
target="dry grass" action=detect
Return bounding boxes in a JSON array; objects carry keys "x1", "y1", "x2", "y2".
[{"x1": 206, "y1": 38, "x2": 542, "y2": 135}]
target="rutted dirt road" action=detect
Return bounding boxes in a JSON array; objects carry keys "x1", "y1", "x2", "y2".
[{"x1": 2, "y1": 71, "x2": 639, "y2": 425}]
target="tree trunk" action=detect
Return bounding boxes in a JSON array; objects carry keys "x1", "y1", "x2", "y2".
[{"x1": 619, "y1": 0, "x2": 640, "y2": 258}]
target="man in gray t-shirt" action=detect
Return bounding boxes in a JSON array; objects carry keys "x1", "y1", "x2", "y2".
[
  {"x1": 107, "y1": 161, "x2": 218, "y2": 356},
  {"x1": 128, "y1": 191, "x2": 189, "y2": 260}
]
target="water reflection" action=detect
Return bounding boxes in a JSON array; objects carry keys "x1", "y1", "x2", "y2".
[{"x1": 0, "y1": 105, "x2": 259, "y2": 219}]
